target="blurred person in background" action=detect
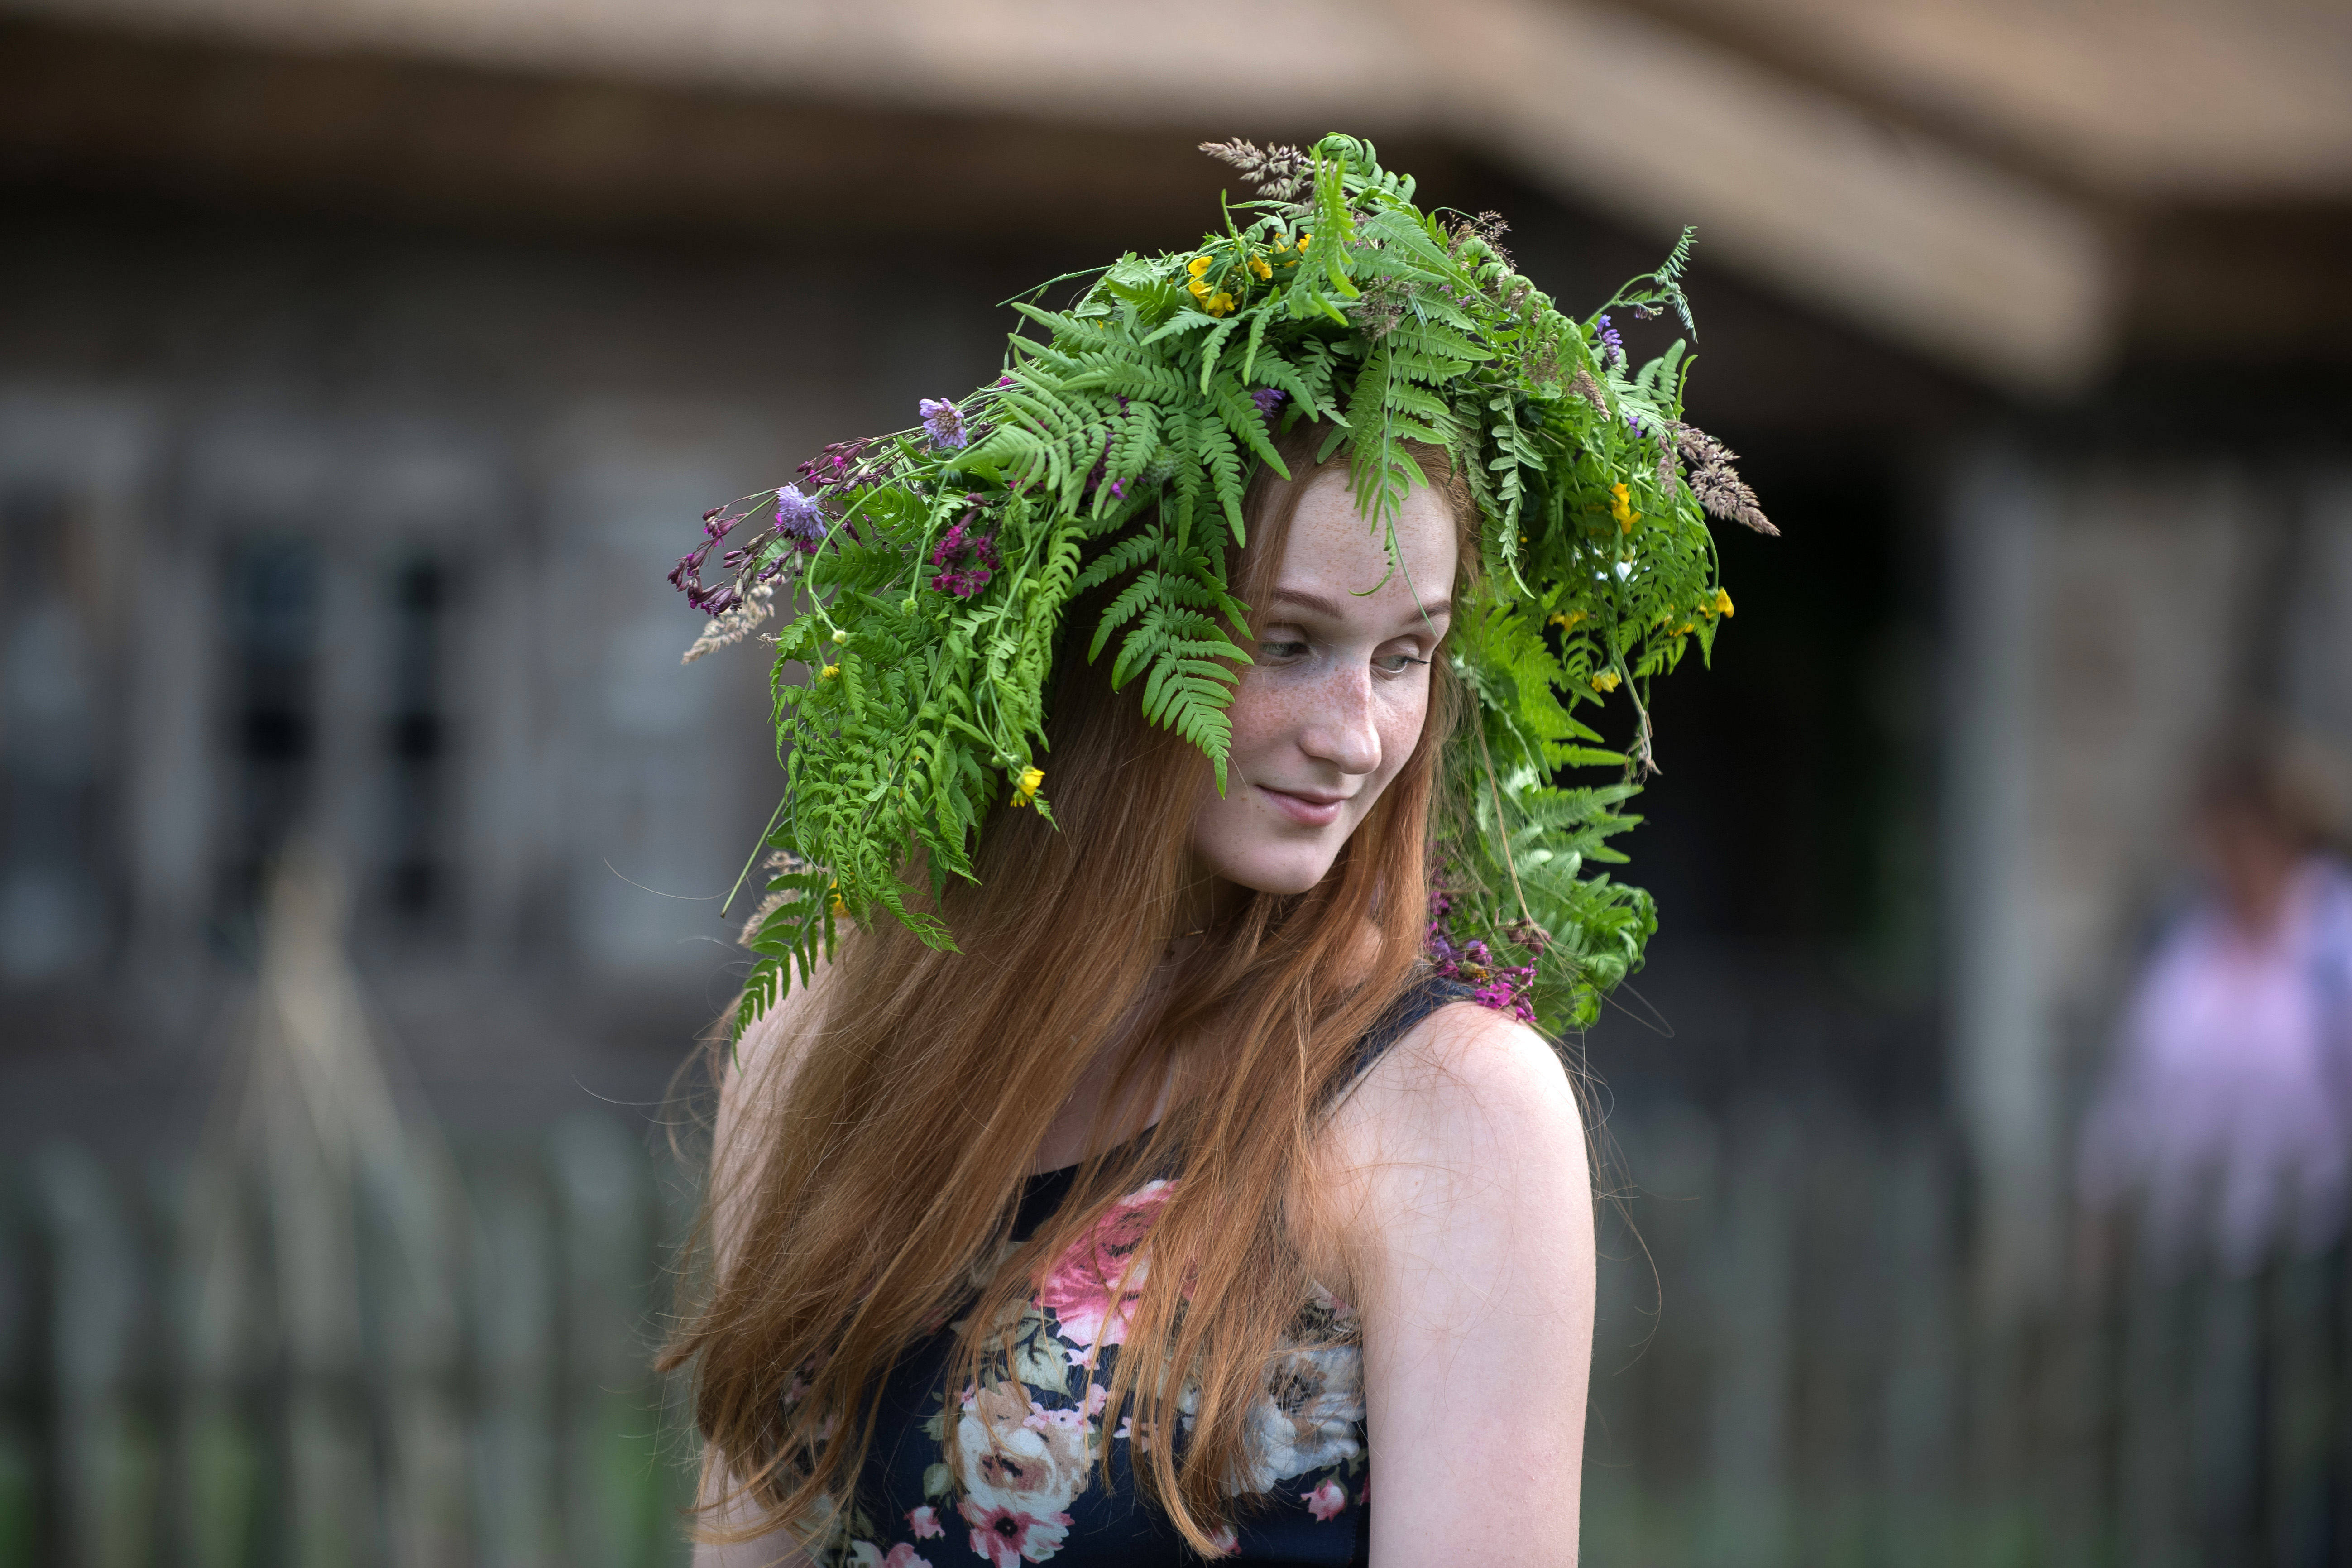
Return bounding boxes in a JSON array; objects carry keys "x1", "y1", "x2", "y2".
[{"x1": 2078, "y1": 725, "x2": 2352, "y2": 1274}]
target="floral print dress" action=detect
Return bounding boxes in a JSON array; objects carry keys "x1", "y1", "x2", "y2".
[{"x1": 820, "y1": 976, "x2": 1471, "y2": 1568}]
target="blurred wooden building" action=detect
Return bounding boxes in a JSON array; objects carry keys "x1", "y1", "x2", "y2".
[{"x1": 0, "y1": 0, "x2": 2347, "y2": 1309}]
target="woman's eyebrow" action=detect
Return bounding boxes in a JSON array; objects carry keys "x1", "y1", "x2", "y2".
[
  {"x1": 1266, "y1": 587, "x2": 1347, "y2": 618},
  {"x1": 1266, "y1": 586, "x2": 1454, "y2": 628}
]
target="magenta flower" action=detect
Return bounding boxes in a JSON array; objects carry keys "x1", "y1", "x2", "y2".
[
  {"x1": 796, "y1": 439, "x2": 871, "y2": 491},
  {"x1": 1425, "y1": 889, "x2": 1539, "y2": 1022},
  {"x1": 928, "y1": 516, "x2": 1000, "y2": 599}
]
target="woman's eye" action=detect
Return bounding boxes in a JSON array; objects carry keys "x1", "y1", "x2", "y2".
[
  {"x1": 1259, "y1": 640, "x2": 1309, "y2": 659},
  {"x1": 1375, "y1": 652, "x2": 1429, "y2": 674}
]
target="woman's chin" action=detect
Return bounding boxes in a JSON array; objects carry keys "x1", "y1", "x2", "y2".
[{"x1": 1207, "y1": 845, "x2": 1341, "y2": 898}]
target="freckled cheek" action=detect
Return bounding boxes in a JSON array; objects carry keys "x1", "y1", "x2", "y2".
[
  {"x1": 1224, "y1": 674, "x2": 1317, "y2": 762},
  {"x1": 1365, "y1": 692, "x2": 1427, "y2": 793}
]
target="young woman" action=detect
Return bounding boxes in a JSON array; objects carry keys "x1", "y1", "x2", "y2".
[
  {"x1": 661, "y1": 133, "x2": 1760, "y2": 1568},
  {"x1": 680, "y1": 426, "x2": 1593, "y2": 1567}
]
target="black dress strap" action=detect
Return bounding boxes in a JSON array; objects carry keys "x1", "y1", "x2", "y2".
[{"x1": 1346, "y1": 969, "x2": 1479, "y2": 1083}]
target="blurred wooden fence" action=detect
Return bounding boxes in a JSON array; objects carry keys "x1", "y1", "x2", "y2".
[
  {"x1": 0, "y1": 1115, "x2": 691, "y2": 1568},
  {"x1": 1586, "y1": 1097, "x2": 2352, "y2": 1568},
  {"x1": 8, "y1": 1092, "x2": 2352, "y2": 1566}
]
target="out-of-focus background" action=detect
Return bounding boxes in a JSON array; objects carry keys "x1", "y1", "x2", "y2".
[{"x1": 0, "y1": 0, "x2": 2348, "y2": 1562}]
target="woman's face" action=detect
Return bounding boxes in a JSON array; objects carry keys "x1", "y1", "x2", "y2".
[{"x1": 1186, "y1": 469, "x2": 1457, "y2": 898}]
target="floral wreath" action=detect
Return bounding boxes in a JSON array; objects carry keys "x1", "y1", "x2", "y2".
[{"x1": 669, "y1": 134, "x2": 1774, "y2": 1039}]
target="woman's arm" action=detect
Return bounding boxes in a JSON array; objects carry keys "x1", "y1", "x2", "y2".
[
  {"x1": 691, "y1": 1470, "x2": 816, "y2": 1568},
  {"x1": 1321, "y1": 1002, "x2": 1596, "y2": 1566}
]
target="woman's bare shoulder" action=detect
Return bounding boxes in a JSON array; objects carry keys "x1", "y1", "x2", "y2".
[
  {"x1": 1327, "y1": 1000, "x2": 1584, "y2": 1170},
  {"x1": 1308, "y1": 1001, "x2": 1597, "y2": 1553},
  {"x1": 1303, "y1": 1000, "x2": 1589, "y2": 1282}
]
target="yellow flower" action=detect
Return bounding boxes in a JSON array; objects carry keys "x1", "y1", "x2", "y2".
[
  {"x1": 1672, "y1": 622, "x2": 1696, "y2": 636},
  {"x1": 1247, "y1": 254, "x2": 1272, "y2": 281},
  {"x1": 827, "y1": 878, "x2": 845, "y2": 916},
  {"x1": 819, "y1": 663, "x2": 840, "y2": 680},
  {"x1": 1205, "y1": 291, "x2": 1236, "y2": 316},
  {"x1": 1297, "y1": 232, "x2": 1311, "y2": 250},
  {"x1": 1590, "y1": 670, "x2": 1622, "y2": 694},
  {"x1": 1713, "y1": 588, "x2": 1734, "y2": 618},
  {"x1": 1609, "y1": 482, "x2": 1639, "y2": 533},
  {"x1": 1188, "y1": 255, "x2": 1213, "y2": 277},
  {"x1": 1012, "y1": 765, "x2": 1044, "y2": 807},
  {"x1": 1548, "y1": 609, "x2": 1587, "y2": 631},
  {"x1": 1188, "y1": 277, "x2": 1211, "y2": 299}
]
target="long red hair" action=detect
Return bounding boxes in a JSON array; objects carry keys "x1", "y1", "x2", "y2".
[{"x1": 663, "y1": 425, "x2": 1477, "y2": 1553}]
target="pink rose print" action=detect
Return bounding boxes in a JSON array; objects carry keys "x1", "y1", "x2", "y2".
[
  {"x1": 1303, "y1": 1478, "x2": 1347, "y2": 1521},
  {"x1": 907, "y1": 1505, "x2": 943, "y2": 1539},
  {"x1": 847, "y1": 1546, "x2": 930, "y2": 1568},
  {"x1": 960, "y1": 1498, "x2": 1074, "y2": 1567},
  {"x1": 1037, "y1": 1180, "x2": 1176, "y2": 1351}
]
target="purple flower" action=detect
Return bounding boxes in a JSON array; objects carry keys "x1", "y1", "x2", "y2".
[
  {"x1": 1250, "y1": 387, "x2": 1289, "y2": 420},
  {"x1": 920, "y1": 397, "x2": 968, "y2": 450},
  {"x1": 995, "y1": 376, "x2": 1015, "y2": 388},
  {"x1": 1596, "y1": 313, "x2": 1624, "y2": 368},
  {"x1": 775, "y1": 485, "x2": 827, "y2": 555}
]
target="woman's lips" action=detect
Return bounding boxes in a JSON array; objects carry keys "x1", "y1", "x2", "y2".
[{"x1": 1257, "y1": 784, "x2": 1348, "y2": 828}]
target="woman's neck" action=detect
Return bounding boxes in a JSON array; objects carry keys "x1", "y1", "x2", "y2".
[
  {"x1": 1031, "y1": 869, "x2": 1240, "y2": 1175},
  {"x1": 1164, "y1": 855, "x2": 1243, "y2": 949}
]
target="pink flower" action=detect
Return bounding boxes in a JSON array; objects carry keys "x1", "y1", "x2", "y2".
[
  {"x1": 1303, "y1": 1478, "x2": 1347, "y2": 1521},
  {"x1": 959, "y1": 1498, "x2": 1073, "y2": 1567},
  {"x1": 1037, "y1": 1180, "x2": 1176, "y2": 1350},
  {"x1": 907, "y1": 1506, "x2": 942, "y2": 1539},
  {"x1": 1023, "y1": 1400, "x2": 1087, "y2": 1434},
  {"x1": 846, "y1": 1546, "x2": 931, "y2": 1568}
]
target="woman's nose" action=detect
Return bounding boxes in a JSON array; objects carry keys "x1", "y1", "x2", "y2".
[{"x1": 1301, "y1": 663, "x2": 1381, "y2": 775}]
